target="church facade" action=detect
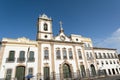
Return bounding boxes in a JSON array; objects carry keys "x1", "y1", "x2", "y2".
[{"x1": 0, "y1": 14, "x2": 119, "y2": 80}]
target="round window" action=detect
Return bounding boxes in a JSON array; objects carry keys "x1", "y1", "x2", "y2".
[{"x1": 45, "y1": 35, "x2": 48, "y2": 38}]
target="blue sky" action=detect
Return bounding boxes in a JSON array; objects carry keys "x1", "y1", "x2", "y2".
[{"x1": 0, "y1": 0, "x2": 120, "y2": 52}]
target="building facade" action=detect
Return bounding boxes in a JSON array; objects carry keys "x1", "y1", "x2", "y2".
[{"x1": 0, "y1": 14, "x2": 119, "y2": 80}]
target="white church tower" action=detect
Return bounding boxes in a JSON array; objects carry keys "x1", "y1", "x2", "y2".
[{"x1": 37, "y1": 14, "x2": 53, "y2": 40}]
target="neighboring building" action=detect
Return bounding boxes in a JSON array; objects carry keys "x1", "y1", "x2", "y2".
[{"x1": 0, "y1": 14, "x2": 119, "y2": 80}]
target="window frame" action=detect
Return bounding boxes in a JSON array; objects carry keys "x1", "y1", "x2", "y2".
[
  {"x1": 68, "y1": 48, "x2": 73, "y2": 59},
  {"x1": 63, "y1": 48, "x2": 67, "y2": 59},
  {"x1": 78, "y1": 49, "x2": 82, "y2": 59},
  {"x1": 28, "y1": 51, "x2": 35, "y2": 61},
  {"x1": 44, "y1": 23, "x2": 48, "y2": 31},
  {"x1": 44, "y1": 47, "x2": 49, "y2": 59},
  {"x1": 5, "y1": 69, "x2": 12, "y2": 80},
  {"x1": 8, "y1": 51, "x2": 15, "y2": 62},
  {"x1": 28, "y1": 68, "x2": 33, "y2": 75},
  {"x1": 56, "y1": 48, "x2": 61, "y2": 59}
]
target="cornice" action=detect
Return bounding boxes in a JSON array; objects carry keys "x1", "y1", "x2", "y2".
[
  {"x1": 37, "y1": 31, "x2": 53, "y2": 34},
  {"x1": 93, "y1": 47, "x2": 117, "y2": 50},
  {"x1": 37, "y1": 39, "x2": 84, "y2": 45}
]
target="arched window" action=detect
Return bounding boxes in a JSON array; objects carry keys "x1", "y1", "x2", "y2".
[
  {"x1": 63, "y1": 64, "x2": 71, "y2": 78},
  {"x1": 19, "y1": 51, "x2": 25, "y2": 61},
  {"x1": 78, "y1": 49, "x2": 82, "y2": 59},
  {"x1": 63, "y1": 48, "x2": 67, "y2": 59},
  {"x1": 90, "y1": 64, "x2": 96, "y2": 76},
  {"x1": 56, "y1": 48, "x2": 61, "y2": 59},
  {"x1": 29, "y1": 51, "x2": 35, "y2": 61},
  {"x1": 80, "y1": 65, "x2": 86, "y2": 77},
  {"x1": 8, "y1": 51, "x2": 15, "y2": 61},
  {"x1": 44, "y1": 47, "x2": 49, "y2": 59},
  {"x1": 44, "y1": 23, "x2": 48, "y2": 31},
  {"x1": 68, "y1": 48, "x2": 73, "y2": 59}
]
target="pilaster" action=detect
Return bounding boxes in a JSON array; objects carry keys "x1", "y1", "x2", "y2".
[
  {"x1": 37, "y1": 42, "x2": 41, "y2": 79},
  {"x1": 50, "y1": 43, "x2": 55, "y2": 80},
  {"x1": 0, "y1": 44, "x2": 5, "y2": 69}
]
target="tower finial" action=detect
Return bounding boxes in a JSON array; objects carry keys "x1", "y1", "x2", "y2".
[{"x1": 59, "y1": 21, "x2": 64, "y2": 33}]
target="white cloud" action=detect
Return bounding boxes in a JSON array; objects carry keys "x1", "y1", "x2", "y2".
[{"x1": 94, "y1": 28, "x2": 120, "y2": 53}]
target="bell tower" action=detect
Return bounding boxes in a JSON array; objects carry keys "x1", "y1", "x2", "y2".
[{"x1": 37, "y1": 14, "x2": 53, "y2": 40}]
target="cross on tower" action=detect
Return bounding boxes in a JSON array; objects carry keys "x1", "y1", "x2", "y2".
[
  {"x1": 59, "y1": 21, "x2": 63, "y2": 30},
  {"x1": 59, "y1": 21, "x2": 64, "y2": 33}
]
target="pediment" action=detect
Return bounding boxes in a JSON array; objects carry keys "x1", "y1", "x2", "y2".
[{"x1": 54, "y1": 33, "x2": 71, "y2": 42}]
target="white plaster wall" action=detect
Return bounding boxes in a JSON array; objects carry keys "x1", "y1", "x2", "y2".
[
  {"x1": 0, "y1": 44, "x2": 38, "y2": 78},
  {"x1": 54, "y1": 45, "x2": 78, "y2": 74},
  {"x1": 40, "y1": 33, "x2": 52, "y2": 40},
  {"x1": 94, "y1": 49, "x2": 120, "y2": 75}
]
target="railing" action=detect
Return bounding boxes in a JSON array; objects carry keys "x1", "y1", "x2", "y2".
[
  {"x1": 36, "y1": 70, "x2": 107, "y2": 80},
  {"x1": 17, "y1": 58, "x2": 25, "y2": 62},
  {"x1": 84, "y1": 47, "x2": 92, "y2": 50},
  {"x1": 2, "y1": 71, "x2": 120, "y2": 80},
  {"x1": 6, "y1": 58, "x2": 15, "y2": 63},
  {"x1": 28, "y1": 58, "x2": 35, "y2": 62}
]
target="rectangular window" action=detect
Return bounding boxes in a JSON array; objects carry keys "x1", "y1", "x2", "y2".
[
  {"x1": 28, "y1": 68, "x2": 33, "y2": 75},
  {"x1": 94, "y1": 52, "x2": 98, "y2": 59},
  {"x1": 69, "y1": 50, "x2": 73, "y2": 59},
  {"x1": 111, "y1": 53, "x2": 114, "y2": 58},
  {"x1": 107, "y1": 53, "x2": 110, "y2": 58},
  {"x1": 5, "y1": 69, "x2": 12, "y2": 80},
  {"x1": 112, "y1": 69, "x2": 115, "y2": 75},
  {"x1": 108, "y1": 69, "x2": 111, "y2": 75},
  {"x1": 44, "y1": 49, "x2": 49, "y2": 59},
  {"x1": 99, "y1": 53, "x2": 102, "y2": 58},
  {"x1": 114, "y1": 53, "x2": 118, "y2": 58},
  {"x1": 86, "y1": 52, "x2": 89, "y2": 59},
  {"x1": 78, "y1": 50, "x2": 82, "y2": 59},
  {"x1": 63, "y1": 49, "x2": 67, "y2": 59},
  {"x1": 56, "y1": 49, "x2": 61, "y2": 59},
  {"x1": 103, "y1": 53, "x2": 106, "y2": 58},
  {"x1": 28, "y1": 51, "x2": 35, "y2": 61},
  {"x1": 7, "y1": 51, "x2": 15, "y2": 62},
  {"x1": 116, "y1": 68, "x2": 119, "y2": 74},
  {"x1": 18, "y1": 51, "x2": 25, "y2": 62}
]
